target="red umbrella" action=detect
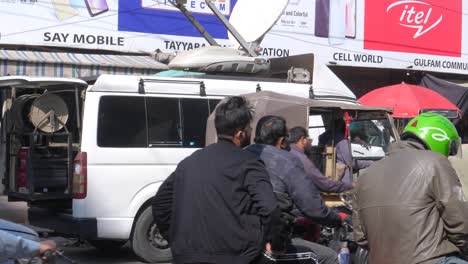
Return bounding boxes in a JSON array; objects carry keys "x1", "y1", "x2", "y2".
[{"x1": 358, "y1": 83, "x2": 461, "y2": 118}]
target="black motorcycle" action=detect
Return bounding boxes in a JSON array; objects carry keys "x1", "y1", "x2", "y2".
[{"x1": 291, "y1": 202, "x2": 369, "y2": 264}]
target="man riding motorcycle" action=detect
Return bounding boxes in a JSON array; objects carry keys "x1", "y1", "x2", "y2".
[
  {"x1": 246, "y1": 115, "x2": 342, "y2": 264},
  {"x1": 0, "y1": 219, "x2": 56, "y2": 264},
  {"x1": 353, "y1": 113, "x2": 468, "y2": 264}
]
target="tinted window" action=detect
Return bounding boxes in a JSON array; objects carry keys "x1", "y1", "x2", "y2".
[
  {"x1": 350, "y1": 119, "x2": 395, "y2": 148},
  {"x1": 98, "y1": 96, "x2": 147, "y2": 148},
  {"x1": 181, "y1": 99, "x2": 209, "y2": 148},
  {"x1": 147, "y1": 97, "x2": 181, "y2": 147},
  {"x1": 209, "y1": 99, "x2": 221, "y2": 113}
]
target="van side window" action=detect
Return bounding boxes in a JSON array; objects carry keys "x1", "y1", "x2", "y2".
[
  {"x1": 98, "y1": 96, "x2": 147, "y2": 148},
  {"x1": 181, "y1": 99, "x2": 209, "y2": 148},
  {"x1": 209, "y1": 99, "x2": 220, "y2": 113},
  {"x1": 147, "y1": 97, "x2": 182, "y2": 147},
  {"x1": 309, "y1": 114, "x2": 327, "y2": 146}
]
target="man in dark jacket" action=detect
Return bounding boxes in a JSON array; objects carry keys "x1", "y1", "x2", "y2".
[
  {"x1": 152, "y1": 96, "x2": 281, "y2": 264},
  {"x1": 288, "y1": 126, "x2": 353, "y2": 193},
  {"x1": 246, "y1": 116, "x2": 342, "y2": 264},
  {"x1": 354, "y1": 113, "x2": 468, "y2": 264}
]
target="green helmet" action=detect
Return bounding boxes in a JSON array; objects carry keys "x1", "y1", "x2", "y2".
[{"x1": 401, "y1": 113, "x2": 459, "y2": 156}]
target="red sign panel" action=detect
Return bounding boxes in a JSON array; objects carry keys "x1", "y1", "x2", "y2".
[{"x1": 364, "y1": 0, "x2": 462, "y2": 57}]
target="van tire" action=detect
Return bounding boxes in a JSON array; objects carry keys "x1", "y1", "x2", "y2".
[{"x1": 131, "y1": 206, "x2": 172, "y2": 263}]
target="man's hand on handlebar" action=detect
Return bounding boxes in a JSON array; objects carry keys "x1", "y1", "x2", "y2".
[
  {"x1": 39, "y1": 240, "x2": 57, "y2": 257},
  {"x1": 265, "y1": 242, "x2": 288, "y2": 255},
  {"x1": 265, "y1": 242, "x2": 272, "y2": 253}
]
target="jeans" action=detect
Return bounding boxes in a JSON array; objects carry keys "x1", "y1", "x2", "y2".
[{"x1": 437, "y1": 256, "x2": 468, "y2": 264}]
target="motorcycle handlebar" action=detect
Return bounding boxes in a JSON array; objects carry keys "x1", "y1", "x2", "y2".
[{"x1": 39, "y1": 249, "x2": 77, "y2": 264}]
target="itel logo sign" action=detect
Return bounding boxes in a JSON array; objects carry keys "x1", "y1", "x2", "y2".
[
  {"x1": 364, "y1": 0, "x2": 461, "y2": 57},
  {"x1": 386, "y1": 0, "x2": 442, "y2": 39}
]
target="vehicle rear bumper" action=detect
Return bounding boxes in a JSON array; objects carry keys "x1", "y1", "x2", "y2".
[{"x1": 28, "y1": 207, "x2": 97, "y2": 239}]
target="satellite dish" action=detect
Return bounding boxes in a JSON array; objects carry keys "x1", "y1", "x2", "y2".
[
  {"x1": 168, "y1": 46, "x2": 270, "y2": 73},
  {"x1": 29, "y1": 93, "x2": 69, "y2": 133},
  {"x1": 168, "y1": 0, "x2": 285, "y2": 73},
  {"x1": 9, "y1": 94, "x2": 41, "y2": 133},
  {"x1": 228, "y1": 0, "x2": 289, "y2": 48}
]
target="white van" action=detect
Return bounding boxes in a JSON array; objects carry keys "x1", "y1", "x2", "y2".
[{"x1": 1, "y1": 74, "x2": 323, "y2": 262}]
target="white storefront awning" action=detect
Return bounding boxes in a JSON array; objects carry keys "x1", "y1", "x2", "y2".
[{"x1": 0, "y1": 50, "x2": 168, "y2": 78}]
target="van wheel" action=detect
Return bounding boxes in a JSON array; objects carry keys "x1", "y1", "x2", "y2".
[
  {"x1": 89, "y1": 240, "x2": 126, "y2": 251},
  {"x1": 132, "y1": 206, "x2": 172, "y2": 263}
]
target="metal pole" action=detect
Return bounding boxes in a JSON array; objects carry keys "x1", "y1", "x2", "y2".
[
  {"x1": 74, "y1": 85, "x2": 81, "y2": 139},
  {"x1": 204, "y1": 0, "x2": 258, "y2": 57},
  {"x1": 168, "y1": 0, "x2": 219, "y2": 46}
]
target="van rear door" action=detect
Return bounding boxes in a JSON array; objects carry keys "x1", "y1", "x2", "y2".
[{"x1": 0, "y1": 76, "x2": 87, "y2": 205}]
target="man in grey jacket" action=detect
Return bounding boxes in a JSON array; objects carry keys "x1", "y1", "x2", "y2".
[
  {"x1": 246, "y1": 115, "x2": 342, "y2": 264},
  {"x1": 354, "y1": 113, "x2": 468, "y2": 264},
  {"x1": 289, "y1": 126, "x2": 353, "y2": 193}
]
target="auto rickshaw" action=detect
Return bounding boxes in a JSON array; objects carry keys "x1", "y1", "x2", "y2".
[{"x1": 205, "y1": 90, "x2": 399, "y2": 206}]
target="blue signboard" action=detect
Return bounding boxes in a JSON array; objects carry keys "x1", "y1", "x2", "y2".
[{"x1": 118, "y1": 0, "x2": 237, "y2": 39}]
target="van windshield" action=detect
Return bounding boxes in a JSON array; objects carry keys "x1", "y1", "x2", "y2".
[{"x1": 349, "y1": 118, "x2": 396, "y2": 159}]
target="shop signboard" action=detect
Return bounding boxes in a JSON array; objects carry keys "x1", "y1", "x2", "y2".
[{"x1": 0, "y1": 0, "x2": 467, "y2": 74}]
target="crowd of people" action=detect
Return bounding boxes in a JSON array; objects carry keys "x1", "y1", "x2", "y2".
[
  {"x1": 153, "y1": 96, "x2": 468, "y2": 264},
  {"x1": 2, "y1": 95, "x2": 468, "y2": 264}
]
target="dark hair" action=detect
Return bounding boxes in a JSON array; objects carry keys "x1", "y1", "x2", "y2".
[
  {"x1": 254, "y1": 115, "x2": 288, "y2": 146},
  {"x1": 288, "y1": 126, "x2": 308, "y2": 143},
  {"x1": 400, "y1": 132, "x2": 430, "y2": 150},
  {"x1": 215, "y1": 96, "x2": 254, "y2": 137},
  {"x1": 334, "y1": 118, "x2": 345, "y2": 132}
]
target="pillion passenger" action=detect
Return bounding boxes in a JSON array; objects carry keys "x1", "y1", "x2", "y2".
[{"x1": 246, "y1": 115, "x2": 341, "y2": 264}]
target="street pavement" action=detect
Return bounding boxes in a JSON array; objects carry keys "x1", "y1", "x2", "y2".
[
  {"x1": 0, "y1": 196, "x2": 170, "y2": 264},
  {"x1": 50, "y1": 240, "x2": 147, "y2": 264},
  {"x1": 0, "y1": 195, "x2": 27, "y2": 224}
]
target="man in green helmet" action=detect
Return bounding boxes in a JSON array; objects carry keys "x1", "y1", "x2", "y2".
[{"x1": 353, "y1": 113, "x2": 468, "y2": 264}]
